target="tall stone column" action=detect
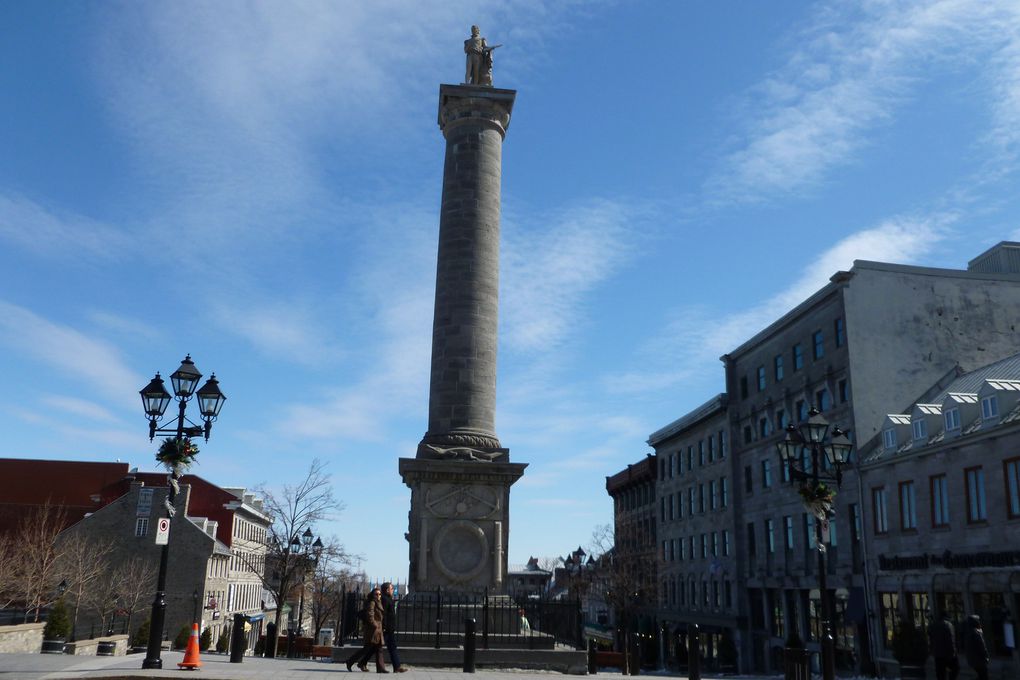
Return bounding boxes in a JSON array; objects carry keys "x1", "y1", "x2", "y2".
[{"x1": 400, "y1": 83, "x2": 525, "y2": 594}]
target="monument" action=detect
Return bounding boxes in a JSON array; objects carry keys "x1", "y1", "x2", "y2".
[{"x1": 400, "y1": 26, "x2": 525, "y2": 593}]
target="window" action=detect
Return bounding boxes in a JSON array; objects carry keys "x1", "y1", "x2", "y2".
[
  {"x1": 711, "y1": 531, "x2": 719, "y2": 557},
  {"x1": 774, "y1": 354, "x2": 784, "y2": 381},
  {"x1": 812, "y1": 330, "x2": 824, "y2": 359},
  {"x1": 816, "y1": 389, "x2": 831, "y2": 411},
  {"x1": 912, "y1": 419, "x2": 927, "y2": 441},
  {"x1": 698, "y1": 440, "x2": 705, "y2": 466},
  {"x1": 838, "y1": 379, "x2": 849, "y2": 403},
  {"x1": 721, "y1": 477, "x2": 729, "y2": 507},
  {"x1": 698, "y1": 484, "x2": 706, "y2": 513},
  {"x1": 725, "y1": 581, "x2": 733, "y2": 609},
  {"x1": 677, "y1": 491, "x2": 684, "y2": 519},
  {"x1": 747, "y1": 522, "x2": 757, "y2": 556},
  {"x1": 709, "y1": 480, "x2": 718, "y2": 510},
  {"x1": 135, "y1": 517, "x2": 149, "y2": 537},
  {"x1": 796, "y1": 400, "x2": 808, "y2": 421},
  {"x1": 781, "y1": 458, "x2": 791, "y2": 483},
  {"x1": 707, "y1": 436, "x2": 715, "y2": 462},
  {"x1": 740, "y1": 376, "x2": 749, "y2": 399},
  {"x1": 880, "y1": 593, "x2": 901, "y2": 645},
  {"x1": 793, "y1": 344, "x2": 804, "y2": 370},
  {"x1": 759, "y1": 417, "x2": 770, "y2": 437},
  {"x1": 899, "y1": 481, "x2": 917, "y2": 530},
  {"x1": 834, "y1": 318, "x2": 845, "y2": 347},
  {"x1": 757, "y1": 366, "x2": 766, "y2": 391},
  {"x1": 1006, "y1": 458, "x2": 1020, "y2": 519},
  {"x1": 689, "y1": 488, "x2": 696, "y2": 516},
  {"x1": 679, "y1": 538, "x2": 686, "y2": 560},
  {"x1": 743, "y1": 424, "x2": 753, "y2": 444},
  {"x1": 783, "y1": 516, "x2": 794, "y2": 551},
  {"x1": 776, "y1": 409, "x2": 788, "y2": 430},
  {"x1": 944, "y1": 408, "x2": 961, "y2": 431},
  {"x1": 723, "y1": 530, "x2": 731, "y2": 557},
  {"x1": 668, "y1": 494, "x2": 675, "y2": 521},
  {"x1": 873, "y1": 487, "x2": 889, "y2": 534},
  {"x1": 765, "y1": 519, "x2": 775, "y2": 554},
  {"x1": 883, "y1": 429, "x2": 897, "y2": 450},
  {"x1": 744, "y1": 465, "x2": 753, "y2": 494},
  {"x1": 687, "y1": 446, "x2": 694, "y2": 471},
  {"x1": 136, "y1": 488, "x2": 154, "y2": 516},
  {"x1": 762, "y1": 459, "x2": 773, "y2": 488},
  {"x1": 660, "y1": 497, "x2": 665, "y2": 522},
  {"x1": 700, "y1": 534, "x2": 707, "y2": 558},
  {"x1": 931, "y1": 474, "x2": 950, "y2": 527},
  {"x1": 966, "y1": 467, "x2": 987, "y2": 522},
  {"x1": 981, "y1": 395, "x2": 999, "y2": 420},
  {"x1": 718, "y1": 430, "x2": 727, "y2": 459}
]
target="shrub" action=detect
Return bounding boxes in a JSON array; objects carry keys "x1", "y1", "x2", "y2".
[
  {"x1": 200, "y1": 626, "x2": 213, "y2": 651},
  {"x1": 173, "y1": 625, "x2": 191, "y2": 650},
  {"x1": 44, "y1": 599, "x2": 71, "y2": 640},
  {"x1": 131, "y1": 619, "x2": 151, "y2": 648},
  {"x1": 216, "y1": 629, "x2": 230, "y2": 653}
]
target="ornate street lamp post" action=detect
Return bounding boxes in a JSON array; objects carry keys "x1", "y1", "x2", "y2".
[
  {"x1": 138, "y1": 355, "x2": 225, "y2": 670},
  {"x1": 776, "y1": 408, "x2": 852, "y2": 680}
]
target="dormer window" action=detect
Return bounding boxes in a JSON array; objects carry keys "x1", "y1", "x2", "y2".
[
  {"x1": 981, "y1": 395, "x2": 999, "y2": 420},
  {"x1": 883, "y1": 429, "x2": 897, "y2": 450},
  {"x1": 912, "y1": 420, "x2": 927, "y2": 441},
  {"x1": 944, "y1": 408, "x2": 961, "y2": 431}
]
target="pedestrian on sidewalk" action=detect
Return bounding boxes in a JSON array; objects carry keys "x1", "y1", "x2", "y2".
[
  {"x1": 964, "y1": 615, "x2": 989, "y2": 680},
  {"x1": 345, "y1": 588, "x2": 388, "y2": 673},
  {"x1": 928, "y1": 612, "x2": 959, "y2": 680},
  {"x1": 381, "y1": 582, "x2": 408, "y2": 672}
]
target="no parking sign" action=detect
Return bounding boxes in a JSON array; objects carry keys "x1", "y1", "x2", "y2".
[{"x1": 155, "y1": 517, "x2": 170, "y2": 545}]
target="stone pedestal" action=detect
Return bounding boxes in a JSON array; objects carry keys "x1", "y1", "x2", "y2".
[
  {"x1": 400, "y1": 458, "x2": 525, "y2": 592},
  {"x1": 401, "y1": 82, "x2": 523, "y2": 594}
]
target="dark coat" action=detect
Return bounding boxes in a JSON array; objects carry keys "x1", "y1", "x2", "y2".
[
  {"x1": 964, "y1": 623, "x2": 989, "y2": 670},
  {"x1": 928, "y1": 618, "x2": 957, "y2": 659},
  {"x1": 381, "y1": 592, "x2": 396, "y2": 634},
  {"x1": 361, "y1": 596, "x2": 384, "y2": 645}
]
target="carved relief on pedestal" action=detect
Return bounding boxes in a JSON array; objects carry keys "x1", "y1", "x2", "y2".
[
  {"x1": 424, "y1": 484, "x2": 500, "y2": 520},
  {"x1": 432, "y1": 519, "x2": 489, "y2": 583}
]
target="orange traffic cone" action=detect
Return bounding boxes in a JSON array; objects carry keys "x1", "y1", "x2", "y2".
[{"x1": 178, "y1": 622, "x2": 202, "y2": 670}]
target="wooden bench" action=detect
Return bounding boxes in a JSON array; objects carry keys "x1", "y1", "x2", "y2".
[{"x1": 310, "y1": 645, "x2": 332, "y2": 660}]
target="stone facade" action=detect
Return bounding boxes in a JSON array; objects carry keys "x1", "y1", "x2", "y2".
[
  {"x1": 721, "y1": 244, "x2": 1020, "y2": 673},
  {"x1": 648, "y1": 394, "x2": 740, "y2": 667},
  {"x1": 402, "y1": 83, "x2": 525, "y2": 594},
  {"x1": 859, "y1": 353, "x2": 1020, "y2": 679}
]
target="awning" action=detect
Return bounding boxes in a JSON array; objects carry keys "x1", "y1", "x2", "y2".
[{"x1": 248, "y1": 613, "x2": 265, "y2": 622}]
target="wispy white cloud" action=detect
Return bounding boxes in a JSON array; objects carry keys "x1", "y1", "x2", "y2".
[
  {"x1": 609, "y1": 214, "x2": 954, "y2": 393},
  {"x1": 0, "y1": 192, "x2": 133, "y2": 259},
  {"x1": 87, "y1": 310, "x2": 160, "y2": 342},
  {"x1": 212, "y1": 300, "x2": 346, "y2": 366},
  {"x1": 39, "y1": 395, "x2": 122, "y2": 423},
  {"x1": 707, "y1": 0, "x2": 1020, "y2": 203},
  {"x1": 502, "y1": 200, "x2": 640, "y2": 353},
  {"x1": 0, "y1": 300, "x2": 144, "y2": 408}
]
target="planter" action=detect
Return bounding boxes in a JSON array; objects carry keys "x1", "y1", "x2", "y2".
[
  {"x1": 41, "y1": 639, "x2": 66, "y2": 654},
  {"x1": 97, "y1": 640, "x2": 116, "y2": 656}
]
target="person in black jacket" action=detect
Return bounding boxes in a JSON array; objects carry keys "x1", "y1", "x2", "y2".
[
  {"x1": 964, "y1": 615, "x2": 989, "y2": 680},
  {"x1": 928, "y1": 613, "x2": 959, "y2": 680},
  {"x1": 381, "y1": 582, "x2": 408, "y2": 672}
]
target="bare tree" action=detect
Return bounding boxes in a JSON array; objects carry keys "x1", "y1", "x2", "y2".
[
  {"x1": 0, "y1": 533, "x2": 18, "y2": 610},
  {"x1": 247, "y1": 459, "x2": 352, "y2": 640},
  {"x1": 15, "y1": 504, "x2": 68, "y2": 621},
  {"x1": 57, "y1": 532, "x2": 113, "y2": 639},
  {"x1": 307, "y1": 554, "x2": 365, "y2": 640},
  {"x1": 587, "y1": 522, "x2": 655, "y2": 657},
  {"x1": 114, "y1": 557, "x2": 154, "y2": 635}
]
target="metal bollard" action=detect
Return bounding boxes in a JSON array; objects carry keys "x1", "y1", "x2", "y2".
[
  {"x1": 587, "y1": 638, "x2": 597, "y2": 674},
  {"x1": 687, "y1": 623, "x2": 701, "y2": 680},
  {"x1": 265, "y1": 622, "x2": 277, "y2": 658},
  {"x1": 463, "y1": 618, "x2": 476, "y2": 673},
  {"x1": 286, "y1": 629, "x2": 296, "y2": 658},
  {"x1": 230, "y1": 614, "x2": 246, "y2": 663}
]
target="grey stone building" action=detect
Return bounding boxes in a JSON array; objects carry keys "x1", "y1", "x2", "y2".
[
  {"x1": 721, "y1": 242, "x2": 1020, "y2": 673},
  {"x1": 506, "y1": 557, "x2": 553, "y2": 597},
  {"x1": 647, "y1": 394, "x2": 740, "y2": 669},
  {"x1": 860, "y1": 352, "x2": 1020, "y2": 679}
]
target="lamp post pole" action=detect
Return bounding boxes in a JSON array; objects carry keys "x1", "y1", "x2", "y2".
[
  {"x1": 138, "y1": 355, "x2": 226, "y2": 670},
  {"x1": 776, "y1": 409, "x2": 853, "y2": 680}
]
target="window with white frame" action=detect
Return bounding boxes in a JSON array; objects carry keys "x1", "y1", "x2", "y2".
[
  {"x1": 944, "y1": 408, "x2": 960, "y2": 431},
  {"x1": 981, "y1": 395, "x2": 999, "y2": 420},
  {"x1": 912, "y1": 419, "x2": 927, "y2": 441},
  {"x1": 883, "y1": 429, "x2": 896, "y2": 450},
  {"x1": 135, "y1": 517, "x2": 149, "y2": 537},
  {"x1": 899, "y1": 481, "x2": 917, "y2": 530}
]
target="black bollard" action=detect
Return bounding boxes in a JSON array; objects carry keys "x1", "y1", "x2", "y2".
[
  {"x1": 687, "y1": 624, "x2": 700, "y2": 680},
  {"x1": 265, "y1": 622, "x2": 277, "y2": 658},
  {"x1": 463, "y1": 617, "x2": 476, "y2": 673},
  {"x1": 588, "y1": 638, "x2": 597, "y2": 674},
  {"x1": 230, "y1": 614, "x2": 246, "y2": 663},
  {"x1": 286, "y1": 629, "x2": 296, "y2": 658}
]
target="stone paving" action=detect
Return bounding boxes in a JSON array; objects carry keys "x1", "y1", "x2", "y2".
[{"x1": 0, "y1": 651, "x2": 770, "y2": 680}]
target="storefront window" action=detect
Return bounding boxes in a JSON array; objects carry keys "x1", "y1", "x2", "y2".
[
  {"x1": 972, "y1": 592, "x2": 1010, "y2": 657},
  {"x1": 879, "y1": 592, "x2": 900, "y2": 645},
  {"x1": 771, "y1": 589, "x2": 785, "y2": 638},
  {"x1": 907, "y1": 592, "x2": 930, "y2": 631}
]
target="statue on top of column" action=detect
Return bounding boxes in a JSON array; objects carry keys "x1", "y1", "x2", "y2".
[{"x1": 464, "y1": 25, "x2": 501, "y2": 87}]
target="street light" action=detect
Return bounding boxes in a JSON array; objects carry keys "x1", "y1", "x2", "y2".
[
  {"x1": 139, "y1": 355, "x2": 225, "y2": 670},
  {"x1": 295, "y1": 529, "x2": 321, "y2": 638},
  {"x1": 776, "y1": 408, "x2": 852, "y2": 680}
]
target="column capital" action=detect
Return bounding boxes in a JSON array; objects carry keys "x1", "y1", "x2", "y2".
[{"x1": 438, "y1": 84, "x2": 516, "y2": 139}]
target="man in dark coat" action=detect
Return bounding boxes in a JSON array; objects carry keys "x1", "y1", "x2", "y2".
[
  {"x1": 381, "y1": 582, "x2": 407, "y2": 672},
  {"x1": 928, "y1": 613, "x2": 959, "y2": 680},
  {"x1": 964, "y1": 615, "x2": 989, "y2": 680}
]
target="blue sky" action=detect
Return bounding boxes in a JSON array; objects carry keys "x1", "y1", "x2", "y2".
[{"x1": 2, "y1": 0, "x2": 1019, "y2": 580}]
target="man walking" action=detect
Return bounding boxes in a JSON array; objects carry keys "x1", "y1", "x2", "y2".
[
  {"x1": 381, "y1": 582, "x2": 408, "y2": 673},
  {"x1": 964, "y1": 615, "x2": 989, "y2": 680},
  {"x1": 928, "y1": 612, "x2": 959, "y2": 680}
]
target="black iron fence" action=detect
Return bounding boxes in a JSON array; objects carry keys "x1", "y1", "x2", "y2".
[{"x1": 339, "y1": 588, "x2": 583, "y2": 650}]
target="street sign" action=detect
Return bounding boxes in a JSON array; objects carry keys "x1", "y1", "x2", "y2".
[{"x1": 155, "y1": 517, "x2": 170, "y2": 545}]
